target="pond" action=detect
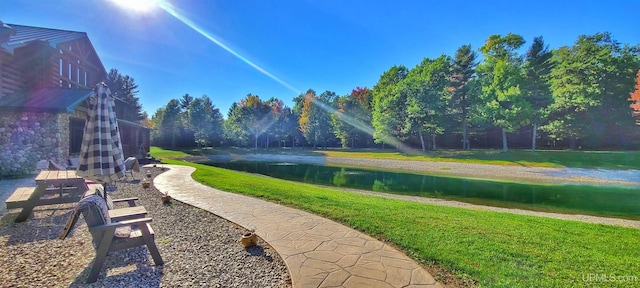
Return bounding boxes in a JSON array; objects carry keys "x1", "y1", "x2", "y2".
[{"x1": 203, "y1": 160, "x2": 640, "y2": 220}]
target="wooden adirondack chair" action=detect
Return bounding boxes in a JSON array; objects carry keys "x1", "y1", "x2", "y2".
[
  {"x1": 60, "y1": 195, "x2": 163, "y2": 283},
  {"x1": 84, "y1": 183, "x2": 147, "y2": 221},
  {"x1": 60, "y1": 185, "x2": 147, "y2": 240}
]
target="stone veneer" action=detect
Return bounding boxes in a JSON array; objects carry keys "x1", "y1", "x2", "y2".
[{"x1": 0, "y1": 111, "x2": 70, "y2": 176}]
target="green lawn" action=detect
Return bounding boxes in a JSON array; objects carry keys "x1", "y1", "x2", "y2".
[
  {"x1": 319, "y1": 149, "x2": 640, "y2": 169},
  {"x1": 173, "y1": 147, "x2": 640, "y2": 170},
  {"x1": 151, "y1": 147, "x2": 640, "y2": 287}
]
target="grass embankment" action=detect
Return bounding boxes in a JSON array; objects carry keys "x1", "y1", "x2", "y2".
[
  {"x1": 321, "y1": 149, "x2": 640, "y2": 170},
  {"x1": 152, "y1": 147, "x2": 640, "y2": 287},
  {"x1": 177, "y1": 146, "x2": 640, "y2": 170}
]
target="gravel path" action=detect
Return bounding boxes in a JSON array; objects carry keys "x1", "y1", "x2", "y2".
[{"x1": 0, "y1": 168, "x2": 291, "y2": 287}]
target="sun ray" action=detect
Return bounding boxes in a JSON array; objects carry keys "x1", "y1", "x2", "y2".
[
  {"x1": 109, "y1": 0, "x2": 160, "y2": 13},
  {"x1": 156, "y1": 1, "x2": 300, "y2": 95},
  {"x1": 310, "y1": 98, "x2": 413, "y2": 152}
]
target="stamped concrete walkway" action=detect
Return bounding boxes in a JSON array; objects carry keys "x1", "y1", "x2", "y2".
[{"x1": 153, "y1": 165, "x2": 442, "y2": 288}]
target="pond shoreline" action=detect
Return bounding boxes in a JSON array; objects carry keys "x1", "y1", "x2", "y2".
[
  {"x1": 205, "y1": 154, "x2": 640, "y2": 186},
  {"x1": 327, "y1": 157, "x2": 640, "y2": 186},
  {"x1": 202, "y1": 154, "x2": 640, "y2": 229}
]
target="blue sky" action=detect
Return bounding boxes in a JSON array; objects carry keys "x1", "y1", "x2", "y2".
[{"x1": 3, "y1": 0, "x2": 639, "y2": 117}]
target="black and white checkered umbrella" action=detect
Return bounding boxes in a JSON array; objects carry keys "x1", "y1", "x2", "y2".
[{"x1": 77, "y1": 82, "x2": 125, "y2": 184}]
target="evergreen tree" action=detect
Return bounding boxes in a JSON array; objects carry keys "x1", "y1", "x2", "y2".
[
  {"x1": 449, "y1": 45, "x2": 477, "y2": 149},
  {"x1": 105, "y1": 68, "x2": 144, "y2": 122},
  {"x1": 188, "y1": 95, "x2": 224, "y2": 147},
  {"x1": 522, "y1": 36, "x2": 554, "y2": 152}
]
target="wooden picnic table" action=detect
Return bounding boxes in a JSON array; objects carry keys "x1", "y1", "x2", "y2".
[{"x1": 6, "y1": 170, "x2": 89, "y2": 222}]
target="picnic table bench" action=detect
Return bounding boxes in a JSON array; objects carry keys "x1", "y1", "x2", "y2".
[
  {"x1": 5, "y1": 187, "x2": 37, "y2": 209},
  {"x1": 5, "y1": 170, "x2": 87, "y2": 222}
]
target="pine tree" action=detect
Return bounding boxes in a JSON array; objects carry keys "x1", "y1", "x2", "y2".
[
  {"x1": 450, "y1": 45, "x2": 477, "y2": 149},
  {"x1": 522, "y1": 36, "x2": 553, "y2": 152}
]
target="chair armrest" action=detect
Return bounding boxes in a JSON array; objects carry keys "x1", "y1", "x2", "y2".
[
  {"x1": 90, "y1": 217, "x2": 153, "y2": 232},
  {"x1": 111, "y1": 197, "x2": 139, "y2": 207}
]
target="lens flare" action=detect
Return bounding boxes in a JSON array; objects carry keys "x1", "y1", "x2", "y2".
[
  {"x1": 157, "y1": 1, "x2": 300, "y2": 94},
  {"x1": 309, "y1": 98, "x2": 412, "y2": 152},
  {"x1": 113, "y1": 0, "x2": 407, "y2": 151},
  {"x1": 110, "y1": 0, "x2": 160, "y2": 13}
]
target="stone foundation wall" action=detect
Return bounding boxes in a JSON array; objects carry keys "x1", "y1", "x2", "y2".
[{"x1": 0, "y1": 111, "x2": 70, "y2": 176}]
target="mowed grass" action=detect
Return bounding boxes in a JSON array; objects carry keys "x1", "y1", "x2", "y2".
[
  {"x1": 319, "y1": 149, "x2": 640, "y2": 169},
  {"x1": 152, "y1": 147, "x2": 640, "y2": 287},
  {"x1": 178, "y1": 147, "x2": 640, "y2": 170}
]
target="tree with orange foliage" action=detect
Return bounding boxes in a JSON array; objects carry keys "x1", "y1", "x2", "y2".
[
  {"x1": 331, "y1": 87, "x2": 374, "y2": 148},
  {"x1": 299, "y1": 89, "x2": 336, "y2": 148},
  {"x1": 630, "y1": 70, "x2": 640, "y2": 112}
]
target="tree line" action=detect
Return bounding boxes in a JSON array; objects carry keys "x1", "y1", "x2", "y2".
[{"x1": 148, "y1": 32, "x2": 640, "y2": 151}]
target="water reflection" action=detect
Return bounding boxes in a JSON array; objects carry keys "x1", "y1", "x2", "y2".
[{"x1": 204, "y1": 161, "x2": 640, "y2": 219}]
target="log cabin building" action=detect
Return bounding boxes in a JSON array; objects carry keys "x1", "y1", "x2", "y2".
[{"x1": 0, "y1": 21, "x2": 149, "y2": 176}]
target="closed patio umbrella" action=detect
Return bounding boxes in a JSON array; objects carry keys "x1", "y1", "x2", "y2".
[{"x1": 76, "y1": 82, "x2": 125, "y2": 193}]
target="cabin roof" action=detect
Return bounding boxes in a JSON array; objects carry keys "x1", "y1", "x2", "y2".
[{"x1": 1, "y1": 23, "x2": 87, "y2": 54}]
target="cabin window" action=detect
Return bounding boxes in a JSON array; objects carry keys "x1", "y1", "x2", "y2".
[
  {"x1": 59, "y1": 59, "x2": 63, "y2": 76},
  {"x1": 68, "y1": 63, "x2": 72, "y2": 87}
]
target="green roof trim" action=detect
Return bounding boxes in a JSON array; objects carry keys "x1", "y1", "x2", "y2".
[
  {"x1": 0, "y1": 87, "x2": 94, "y2": 112},
  {"x1": 118, "y1": 118, "x2": 150, "y2": 130}
]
